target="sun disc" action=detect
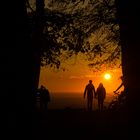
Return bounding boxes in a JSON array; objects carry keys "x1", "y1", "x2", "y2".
[{"x1": 104, "y1": 73, "x2": 111, "y2": 80}]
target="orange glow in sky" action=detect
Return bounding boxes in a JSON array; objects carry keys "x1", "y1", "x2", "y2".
[{"x1": 39, "y1": 56, "x2": 123, "y2": 94}]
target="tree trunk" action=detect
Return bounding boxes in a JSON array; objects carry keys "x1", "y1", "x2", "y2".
[
  {"x1": 14, "y1": 0, "x2": 45, "y2": 137},
  {"x1": 115, "y1": 0, "x2": 140, "y2": 123},
  {"x1": 31, "y1": 0, "x2": 45, "y2": 90}
]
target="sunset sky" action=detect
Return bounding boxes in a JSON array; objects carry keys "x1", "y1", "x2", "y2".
[{"x1": 39, "y1": 54, "x2": 123, "y2": 94}]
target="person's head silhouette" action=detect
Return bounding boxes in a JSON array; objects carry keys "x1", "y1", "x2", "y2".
[
  {"x1": 99, "y1": 83, "x2": 103, "y2": 87},
  {"x1": 89, "y1": 80, "x2": 92, "y2": 84},
  {"x1": 41, "y1": 85, "x2": 44, "y2": 89}
]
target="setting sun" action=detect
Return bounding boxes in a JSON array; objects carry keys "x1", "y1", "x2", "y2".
[{"x1": 104, "y1": 73, "x2": 111, "y2": 80}]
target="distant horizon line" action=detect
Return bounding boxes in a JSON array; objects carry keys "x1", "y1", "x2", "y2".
[
  {"x1": 50, "y1": 91, "x2": 83, "y2": 93},
  {"x1": 50, "y1": 91, "x2": 112, "y2": 94}
]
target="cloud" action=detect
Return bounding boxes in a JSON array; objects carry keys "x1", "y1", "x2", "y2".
[
  {"x1": 69, "y1": 76, "x2": 84, "y2": 79},
  {"x1": 85, "y1": 75, "x2": 95, "y2": 78},
  {"x1": 69, "y1": 75, "x2": 97, "y2": 79}
]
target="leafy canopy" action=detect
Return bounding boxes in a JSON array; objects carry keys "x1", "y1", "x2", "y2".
[{"x1": 27, "y1": 0, "x2": 120, "y2": 70}]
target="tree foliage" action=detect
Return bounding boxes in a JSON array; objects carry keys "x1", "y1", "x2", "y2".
[{"x1": 27, "y1": 0, "x2": 120, "y2": 70}]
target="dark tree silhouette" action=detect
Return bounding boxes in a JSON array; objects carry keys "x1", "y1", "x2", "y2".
[
  {"x1": 31, "y1": 0, "x2": 45, "y2": 90},
  {"x1": 115, "y1": 0, "x2": 140, "y2": 115}
]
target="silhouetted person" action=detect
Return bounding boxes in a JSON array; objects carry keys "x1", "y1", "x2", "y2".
[
  {"x1": 96, "y1": 83, "x2": 106, "y2": 111},
  {"x1": 84, "y1": 80, "x2": 96, "y2": 111},
  {"x1": 39, "y1": 85, "x2": 50, "y2": 112}
]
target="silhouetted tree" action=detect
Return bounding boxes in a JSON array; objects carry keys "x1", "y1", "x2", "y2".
[{"x1": 115, "y1": 0, "x2": 140, "y2": 114}]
